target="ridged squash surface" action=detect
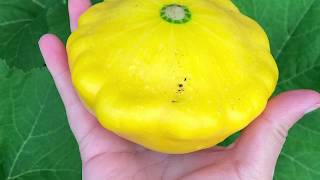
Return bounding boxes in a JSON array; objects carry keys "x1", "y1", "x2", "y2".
[{"x1": 67, "y1": 0, "x2": 279, "y2": 154}]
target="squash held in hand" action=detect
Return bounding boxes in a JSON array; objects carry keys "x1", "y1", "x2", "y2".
[{"x1": 67, "y1": 0, "x2": 278, "y2": 154}]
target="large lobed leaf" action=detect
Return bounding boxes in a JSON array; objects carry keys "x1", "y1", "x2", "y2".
[
  {"x1": 0, "y1": 61, "x2": 81, "y2": 180},
  {"x1": 233, "y1": 0, "x2": 320, "y2": 93},
  {"x1": 0, "y1": 0, "x2": 319, "y2": 179},
  {"x1": 0, "y1": 0, "x2": 70, "y2": 71}
]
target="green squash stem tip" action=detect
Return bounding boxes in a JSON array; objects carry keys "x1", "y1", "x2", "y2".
[{"x1": 160, "y1": 4, "x2": 191, "y2": 24}]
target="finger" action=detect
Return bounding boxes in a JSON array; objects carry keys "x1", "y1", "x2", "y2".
[
  {"x1": 234, "y1": 90, "x2": 320, "y2": 177},
  {"x1": 39, "y1": 34, "x2": 99, "y2": 142},
  {"x1": 68, "y1": 0, "x2": 91, "y2": 31},
  {"x1": 39, "y1": 34, "x2": 79, "y2": 107}
]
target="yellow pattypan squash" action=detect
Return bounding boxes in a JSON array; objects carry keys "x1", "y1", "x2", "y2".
[{"x1": 67, "y1": 0, "x2": 278, "y2": 154}]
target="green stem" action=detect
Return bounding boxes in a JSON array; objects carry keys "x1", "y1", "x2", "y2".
[{"x1": 160, "y1": 4, "x2": 192, "y2": 24}]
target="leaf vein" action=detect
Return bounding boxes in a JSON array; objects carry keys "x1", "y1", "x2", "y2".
[
  {"x1": 31, "y1": 0, "x2": 45, "y2": 9},
  {"x1": 31, "y1": 135, "x2": 72, "y2": 168},
  {"x1": 275, "y1": 0, "x2": 315, "y2": 59},
  {"x1": 0, "y1": 19, "x2": 32, "y2": 26},
  {"x1": 280, "y1": 152, "x2": 320, "y2": 175},
  {"x1": 296, "y1": 123, "x2": 320, "y2": 136},
  {"x1": 7, "y1": 169, "x2": 79, "y2": 180},
  {"x1": 277, "y1": 64, "x2": 320, "y2": 85},
  {"x1": 6, "y1": 84, "x2": 52, "y2": 179}
]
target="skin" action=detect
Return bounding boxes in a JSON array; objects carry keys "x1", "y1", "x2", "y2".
[{"x1": 39, "y1": 0, "x2": 320, "y2": 179}]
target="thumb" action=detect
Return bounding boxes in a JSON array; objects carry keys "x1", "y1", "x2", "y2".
[{"x1": 233, "y1": 90, "x2": 320, "y2": 178}]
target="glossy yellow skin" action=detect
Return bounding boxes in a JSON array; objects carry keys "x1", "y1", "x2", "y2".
[{"x1": 67, "y1": 0, "x2": 278, "y2": 154}]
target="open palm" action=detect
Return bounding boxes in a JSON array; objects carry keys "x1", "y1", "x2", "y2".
[{"x1": 39, "y1": 0, "x2": 320, "y2": 179}]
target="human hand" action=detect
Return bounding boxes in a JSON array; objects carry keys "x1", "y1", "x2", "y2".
[{"x1": 39, "y1": 0, "x2": 320, "y2": 179}]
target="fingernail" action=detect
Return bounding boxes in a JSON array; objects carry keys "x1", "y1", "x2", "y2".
[{"x1": 306, "y1": 103, "x2": 320, "y2": 114}]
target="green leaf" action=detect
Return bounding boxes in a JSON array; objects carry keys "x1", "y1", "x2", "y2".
[
  {"x1": 0, "y1": 61, "x2": 81, "y2": 180},
  {"x1": 47, "y1": 3, "x2": 70, "y2": 43},
  {"x1": 233, "y1": 0, "x2": 320, "y2": 93},
  {"x1": 0, "y1": 0, "x2": 68, "y2": 71},
  {"x1": 275, "y1": 110, "x2": 320, "y2": 180}
]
